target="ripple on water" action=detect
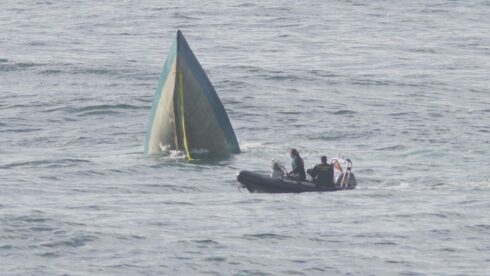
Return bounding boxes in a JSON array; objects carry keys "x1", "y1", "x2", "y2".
[
  {"x1": 0, "y1": 159, "x2": 91, "y2": 169},
  {"x1": 41, "y1": 234, "x2": 97, "y2": 248},
  {"x1": 203, "y1": 256, "x2": 226, "y2": 262},
  {"x1": 331, "y1": 109, "x2": 357, "y2": 115},
  {"x1": 0, "y1": 61, "x2": 44, "y2": 72},
  {"x1": 242, "y1": 233, "x2": 291, "y2": 240},
  {"x1": 57, "y1": 104, "x2": 149, "y2": 117},
  {"x1": 0, "y1": 245, "x2": 14, "y2": 250},
  {"x1": 375, "y1": 144, "x2": 407, "y2": 151}
]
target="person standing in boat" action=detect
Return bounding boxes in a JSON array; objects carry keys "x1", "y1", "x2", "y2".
[
  {"x1": 307, "y1": 156, "x2": 335, "y2": 188},
  {"x1": 287, "y1": 148, "x2": 306, "y2": 181}
]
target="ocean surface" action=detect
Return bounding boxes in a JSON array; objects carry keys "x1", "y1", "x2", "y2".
[{"x1": 1, "y1": 0, "x2": 489, "y2": 275}]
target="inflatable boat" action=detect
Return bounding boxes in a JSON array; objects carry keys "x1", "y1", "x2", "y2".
[
  {"x1": 237, "y1": 171, "x2": 357, "y2": 193},
  {"x1": 237, "y1": 158, "x2": 357, "y2": 193}
]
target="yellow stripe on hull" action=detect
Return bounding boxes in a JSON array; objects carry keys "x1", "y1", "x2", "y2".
[{"x1": 179, "y1": 72, "x2": 193, "y2": 160}]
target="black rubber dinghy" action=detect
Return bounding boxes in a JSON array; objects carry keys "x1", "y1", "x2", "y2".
[{"x1": 237, "y1": 170, "x2": 356, "y2": 193}]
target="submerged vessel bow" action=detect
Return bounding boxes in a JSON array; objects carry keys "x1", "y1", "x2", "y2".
[{"x1": 145, "y1": 31, "x2": 240, "y2": 158}]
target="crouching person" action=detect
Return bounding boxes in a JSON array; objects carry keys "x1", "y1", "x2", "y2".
[
  {"x1": 307, "y1": 156, "x2": 334, "y2": 189},
  {"x1": 271, "y1": 160, "x2": 285, "y2": 179}
]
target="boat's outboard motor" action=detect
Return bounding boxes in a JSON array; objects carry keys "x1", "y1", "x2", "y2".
[
  {"x1": 336, "y1": 172, "x2": 357, "y2": 189},
  {"x1": 334, "y1": 158, "x2": 357, "y2": 189}
]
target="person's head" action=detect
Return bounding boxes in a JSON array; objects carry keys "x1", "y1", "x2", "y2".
[
  {"x1": 321, "y1": 156, "x2": 327, "y2": 164},
  {"x1": 290, "y1": 148, "x2": 299, "y2": 158}
]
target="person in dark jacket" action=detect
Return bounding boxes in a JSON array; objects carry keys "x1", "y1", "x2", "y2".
[
  {"x1": 307, "y1": 156, "x2": 334, "y2": 188},
  {"x1": 287, "y1": 148, "x2": 306, "y2": 181}
]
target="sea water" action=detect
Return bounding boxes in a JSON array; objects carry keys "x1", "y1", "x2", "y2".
[{"x1": 0, "y1": 0, "x2": 489, "y2": 274}]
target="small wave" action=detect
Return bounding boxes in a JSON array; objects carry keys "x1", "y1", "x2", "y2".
[
  {"x1": 278, "y1": 111, "x2": 303, "y2": 115},
  {"x1": 308, "y1": 129, "x2": 380, "y2": 141},
  {"x1": 203, "y1": 256, "x2": 226, "y2": 262},
  {"x1": 15, "y1": 215, "x2": 51, "y2": 224},
  {"x1": 34, "y1": 63, "x2": 153, "y2": 81},
  {"x1": 375, "y1": 241, "x2": 398, "y2": 246},
  {"x1": 235, "y1": 269, "x2": 269, "y2": 275},
  {"x1": 26, "y1": 41, "x2": 46, "y2": 46},
  {"x1": 35, "y1": 252, "x2": 59, "y2": 258},
  {"x1": 229, "y1": 65, "x2": 263, "y2": 73},
  {"x1": 0, "y1": 61, "x2": 44, "y2": 72},
  {"x1": 375, "y1": 145, "x2": 406, "y2": 151},
  {"x1": 172, "y1": 12, "x2": 197, "y2": 20},
  {"x1": 41, "y1": 234, "x2": 97, "y2": 248},
  {"x1": 460, "y1": 180, "x2": 490, "y2": 190},
  {"x1": 79, "y1": 104, "x2": 146, "y2": 111},
  {"x1": 78, "y1": 110, "x2": 120, "y2": 116},
  {"x1": 69, "y1": 67, "x2": 114, "y2": 75},
  {"x1": 438, "y1": 247, "x2": 457, "y2": 252},
  {"x1": 265, "y1": 74, "x2": 303, "y2": 82},
  {"x1": 193, "y1": 239, "x2": 219, "y2": 245},
  {"x1": 232, "y1": 198, "x2": 266, "y2": 204},
  {"x1": 408, "y1": 47, "x2": 437, "y2": 54},
  {"x1": 30, "y1": 226, "x2": 55, "y2": 232},
  {"x1": 64, "y1": 104, "x2": 147, "y2": 116},
  {"x1": 351, "y1": 78, "x2": 390, "y2": 86},
  {"x1": 380, "y1": 181, "x2": 411, "y2": 190},
  {"x1": 243, "y1": 233, "x2": 290, "y2": 240},
  {"x1": 332, "y1": 109, "x2": 357, "y2": 115},
  {"x1": 0, "y1": 245, "x2": 13, "y2": 250},
  {"x1": 307, "y1": 69, "x2": 340, "y2": 78},
  {"x1": 0, "y1": 158, "x2": 91, "y2": 169},
  {"x1": 39, "y1": 69, "x2": 62, "y2": 75},
  {"x1": 234, "y1": 3, "x2": 253, "y2": 7},
  {"x1": 66, "y1": 205, "x2": 101, "y2": 211},
  {"x1": 157, "y1": 200, "x2": 193, "y2": 206},
  {"x1": 428, "y1": 112, "x2": 443, "y2": 118},
  {"x1": 215, "y1": 79, "x2": 248, "y2": 89},
  {"x1": 3, "y1": 103, "x2": 46, "y2": 110},
  {"x1": 470, "y1": 224, "x2": 490, "y2": 231},
  {"x1": 385, "y1": 260, "x2": 405, "y2": 264},
  {"x1": 419, "y1": 8, "x2": 448, "y2": 14},
  {"x1": 388, "y1": 112, "x2": 413, "y2": 117},
  {"x1": 1, "y1": 128, "x2": 42, "y2": 133},
  {"x1": 351, "y1": 78, "x2": 422, "y2": 88}
]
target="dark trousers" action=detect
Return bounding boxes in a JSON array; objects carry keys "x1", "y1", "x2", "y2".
[{"x1": 288, "y1": 174, "x2": 305, "y2": 181}]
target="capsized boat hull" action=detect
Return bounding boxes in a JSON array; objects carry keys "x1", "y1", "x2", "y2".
[
  {"x1": 237, "y1": 170, "x2": 356, "y2": 193},
  {"x1": 145, "y1": 30, "x2": 240, "y2": 159}
]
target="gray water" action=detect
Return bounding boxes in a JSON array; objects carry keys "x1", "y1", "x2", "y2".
[{"x1": 1, "y1": 0, "x2": 489, "y2": 275}]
